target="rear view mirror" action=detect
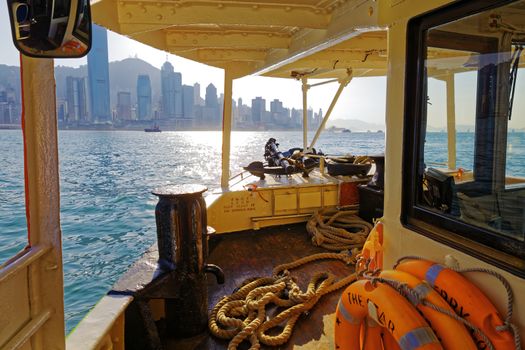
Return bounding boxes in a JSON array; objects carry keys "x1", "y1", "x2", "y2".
[{"x1": 7, "y1": 0, "x2": 91, "y2": 58}]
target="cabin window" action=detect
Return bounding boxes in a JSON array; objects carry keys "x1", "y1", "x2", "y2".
[{"x1": 403, "y1": 0, "x2": 525, "y2": 273}]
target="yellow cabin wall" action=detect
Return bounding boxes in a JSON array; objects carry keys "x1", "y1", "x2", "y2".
[
  {"x1": 382, "y1": 2, "x2": 525, "y2": 342},
  {"x1": 0, "y1": 57, "x2": 65, "y2": 350}
]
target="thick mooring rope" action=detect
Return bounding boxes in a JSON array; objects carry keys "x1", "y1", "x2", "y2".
[
  {"x1": 306, "y1": 208, "x2": 373, "y2": 251},
  {"x1": 208, "y1": 252, "x2": 358, "y2": 350}
]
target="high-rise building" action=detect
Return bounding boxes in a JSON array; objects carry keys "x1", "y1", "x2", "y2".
[
  {"x1": 270, "y1": 99, "x2": 290, "y2": 126},
  {"x1": 235, "y1": 99, "x2": 251, "y2": 127},
  {"x1": 56, "y1": 100, "x2": 67, "y2": 122},
  {"x1": 160, "y1": 61, "x2": 176, "y2": 119},
  {"x1": 270, "y1": 99, "x2": 283, "y2": 114},
  {"x1": 202, "y1": 83, "x2": 220, "y2": 127},
  {"x1": 174, "y1": 71, "x2": 183, "y2": 119},
  {"x1": 87, "y1": 25, "x2": 111, "y2": 123},
  {"x1": 182, "y1": 85, "x2": 194, "y2": 119},
  {"x1": 205, "y1": 83, "x2": 218, "y2": 108},
  {"x1": 291, "y1": 108, "x2": 302, "y2": 128},
  {"x1": 137, "y1": 75, "x2": 152, "y2": 120},
  {"x1": 117, "y1": 91, "x2": 132, "y2": 120},
  {"x1": 0, "y1": 103, "x2": 11, "y2": 124},
  {"x1": 66, "y1": 76, "x2": 88, "y2": 122},
  {"x1": 193, "y1": 83, "x2": 204, "y2": 106},
  {"x1": 251, "y1": 97, "x2": 266, "y2": 124},
  {"x1": 315, "y1": 108, "x2": 323, "y2": 128},
  {"x1": 0, "y1": 86, "x2": 20, "y2": 124}
]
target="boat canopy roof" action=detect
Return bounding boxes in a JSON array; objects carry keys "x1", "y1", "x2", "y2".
[
  {"x1": 91, "y1": 0, "x2": 525, "y2": 79},
  {"x1": 90, "y1": 0, "x2": 388, "y2": 79}
]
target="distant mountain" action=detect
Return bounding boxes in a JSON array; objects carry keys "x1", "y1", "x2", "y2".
[
  {"x1": 326, "y1": 118, "x2": 385, "y2": 132},
  {"x1": 54, "y1": 58, "x2": 162, "y2": 107},
  {"x1": 1, "y1": 58, "x2": 164, "y2": 112},
  {"x1": 108, "y1": 58, "x2": 161, "y2": 105},
  {"x1": 427, "y1": 124, "x2": 475, "y2": 132}
]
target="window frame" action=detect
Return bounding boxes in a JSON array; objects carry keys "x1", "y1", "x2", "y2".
[{"x1": 402, "y1": 0, "x2": 525, "y2": 276}]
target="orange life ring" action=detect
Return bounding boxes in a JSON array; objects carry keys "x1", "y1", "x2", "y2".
[
  {"x1": 360, "y1": 316, "x2": 383, "y2": 349},
  {"x1": 379, "y1": 270, "x2": 477, "y2": 350},
  {"x1": 335, "y1": 279, "x2": 443, "y2": 350},
  {"x1": 381, "y1": 327, "x2": 403, "y2": 350},
  {"x1": 395, "y1": 259, "x2": 515, "y2": 350}
]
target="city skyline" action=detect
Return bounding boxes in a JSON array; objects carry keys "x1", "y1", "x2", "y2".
[
  {"x1": 59, "y1": 54, "x2": 324, "y2": 131},
  {"x1": 52, "y1": 24, "x2": 324, "y2": 130},
  {"x1": 7, "y1": 7, "x2": 525, "y2": 130},
  {"x1": 0, "y1": 1, "x2": 391, "y2": 129}
]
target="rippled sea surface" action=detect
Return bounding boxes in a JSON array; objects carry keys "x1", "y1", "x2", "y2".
[{"x1": 0, "y1": 130, "x2": 385, "y2": 332}]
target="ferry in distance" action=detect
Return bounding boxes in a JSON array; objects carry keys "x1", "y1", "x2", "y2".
[{"x1": 144, "y1": 124, "x2": 161, "y2": 132}]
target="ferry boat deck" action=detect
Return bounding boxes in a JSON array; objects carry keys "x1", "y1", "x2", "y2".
[{"x1": 112, "y1": 223, "x2": 354, "y2": 350}]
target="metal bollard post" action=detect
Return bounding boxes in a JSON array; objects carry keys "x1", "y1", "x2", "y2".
[{"x1": 152, "y1": 184, "x2": 224, "y2": 338}]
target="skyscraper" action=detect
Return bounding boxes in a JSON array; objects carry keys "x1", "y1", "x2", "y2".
[
  {"x1": 65, "y1": 76, "x2": 88, "y2": 122},
  {"x1": 291, "y1": 108, "x2": 302, "y2": 128},
  {"x1": 160, "y1": 61, "x2": 176, "y2": 119},
  {"x1": 137, "y1": 75, "x2": 152, "y2": 120},
  {"x1": 174, "y1": 71, "x2": 183, "y2": 119},
  {"x1": 270, "y1": 99, "x2": 289, "y2": 126},
  {"x1": 0, "y1": 103, "x2": 12, "y2": 124},
  {"x1": 56, "y1": 100, "x2": 67, "y2": 122},
  {"x1": 87, "y1": 25, "x2": 111, "y2": 123},
  {"x1": 251, "y1": 97, "x2": 266, "y2": 124},
  {"x1": 193, "y1": 83, "x2": 203, "y2": 106},
  {"x1": 203, "y1": 83, "x2": 220, "y2": 127},
  {"x1": 182, "y1": 85, "x2": 194, "y2": 119},
  {"x1": 116, "y1": 91, "x2": 132, "y2": 120},
  {"x1": 205, "y1": 83, "x2": 218, "y2": 108}
]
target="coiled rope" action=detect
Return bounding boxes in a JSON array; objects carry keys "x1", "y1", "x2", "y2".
[
  {"x1": 306, "y1": 207, "x2": 373, "y2": 251},
  {"x1": 208, "y1": 252, "x2": 358, "y2": 350}
]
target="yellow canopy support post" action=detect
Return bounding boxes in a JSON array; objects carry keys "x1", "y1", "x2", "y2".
[
  {"x1": 445, "y1": 73, "x2": 456, "y2": 170},
  {"x1": 302, "y1": 77, "x2": 309, "y2": 152},
  {"x1": 221, "y1": 68, "x2": 234, "y2": 189},
  {"x1": 309, "y1": 69, "x2": 353, "y2": 150}
]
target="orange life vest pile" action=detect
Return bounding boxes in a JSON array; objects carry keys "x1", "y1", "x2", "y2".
[{"x1": 335, "y1": 222, "x2": 520, "y2": 350}]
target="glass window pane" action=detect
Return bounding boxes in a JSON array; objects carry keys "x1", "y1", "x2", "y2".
[{"x1": 418, "y1": 1, "x2": 525, "y2": 243}]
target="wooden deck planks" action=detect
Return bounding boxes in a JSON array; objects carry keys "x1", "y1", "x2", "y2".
[{"x1": 166, "y1": 224, "x2": 355, "y2": 349}]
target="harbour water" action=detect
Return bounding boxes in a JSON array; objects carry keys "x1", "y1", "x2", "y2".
[
  {"x1": 0, "y1": 129, "x2": 523, "y2": 332},
  {"x1": 1, "y1": 130, "x2": 384, "y2": 331}
]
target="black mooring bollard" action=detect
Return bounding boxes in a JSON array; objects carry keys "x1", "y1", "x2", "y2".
[{"x1": 152, "y1": 184, "x2": 224, "y2": 338}]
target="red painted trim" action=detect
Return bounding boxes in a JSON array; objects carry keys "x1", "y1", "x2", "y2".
[{"x1": 20, "y1": 54, "x2": 31, "y2": 244}]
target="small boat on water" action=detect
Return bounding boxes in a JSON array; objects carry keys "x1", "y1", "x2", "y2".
[{"x1": 144, "y1": 125, "x2": 161, "y2": 132}]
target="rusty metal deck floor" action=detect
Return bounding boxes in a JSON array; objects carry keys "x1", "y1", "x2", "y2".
[{"x1": 166, "y1": 223, "x2": 355, "y2": 349}]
